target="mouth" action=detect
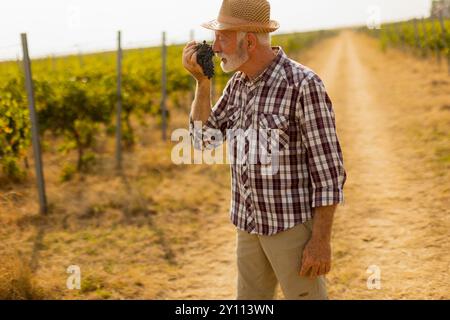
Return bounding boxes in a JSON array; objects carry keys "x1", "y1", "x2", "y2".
[{"x1": 221, "y1": 58, "x2": 227, "y2": 63}]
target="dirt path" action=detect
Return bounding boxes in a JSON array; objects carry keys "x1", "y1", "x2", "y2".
[
  {"x1": 160, "y1": 30, "x2": 449, "y2": 299},
  {"x1": 311, "y1": 31, "x2": 449, "y2": 299}
]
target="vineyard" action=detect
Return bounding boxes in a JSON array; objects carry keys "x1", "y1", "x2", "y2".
[
  {"x1": 0, "y1": 30, "x2": 334, "y2": 183},
  {"x1": 364, "y1": 17, "x2": 450, "y2": 66}
]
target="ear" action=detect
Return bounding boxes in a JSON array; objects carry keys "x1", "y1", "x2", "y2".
[{"x1": 246, "y1": 33, "x2": 257, "y2": 53}]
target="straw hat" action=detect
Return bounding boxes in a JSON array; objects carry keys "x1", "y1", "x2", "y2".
[{"x1": 201, "y1": 0, "x2": 280, "y2": 33}]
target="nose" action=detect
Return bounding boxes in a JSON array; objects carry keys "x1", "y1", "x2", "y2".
[{"x1": 212, "y1": 39, "x2": 220, "y2": 53}]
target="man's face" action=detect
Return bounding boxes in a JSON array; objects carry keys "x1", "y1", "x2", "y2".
[{"x1": 213, "y1": 30, "x2": 249, "y2": 73}]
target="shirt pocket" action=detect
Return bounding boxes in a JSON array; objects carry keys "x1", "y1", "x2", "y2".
[
  {"x1": 226, "y1": 105, "x2": 241, "y2": 130},
  {"x1": 258, "y1": 113, "x2": 290, "y2": 152}
]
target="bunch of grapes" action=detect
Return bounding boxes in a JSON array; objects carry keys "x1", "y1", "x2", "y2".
[{"x1": 196, "y1": 41, "x2": 215, "y2": 79}]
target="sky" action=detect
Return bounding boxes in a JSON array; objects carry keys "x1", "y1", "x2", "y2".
[{"x1": 0, "y1": 0, "x2": 432, "y2": 60}]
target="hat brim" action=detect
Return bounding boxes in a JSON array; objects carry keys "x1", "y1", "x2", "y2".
[{"x1": 201, "y1": 19, "x2": 279, "y2": 33}]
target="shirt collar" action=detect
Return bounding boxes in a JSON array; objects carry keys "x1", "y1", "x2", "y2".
[{"x1": 236, "y1": 46, "x2": 287, "y2": 87}]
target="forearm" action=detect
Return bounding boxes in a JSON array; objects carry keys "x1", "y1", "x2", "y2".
[
  {"x1": 190, "y1": 79, "x2": 212, "y2": 124},
  {"x1": 311, "y1": 204, "x2": 337, "y2": 243}
]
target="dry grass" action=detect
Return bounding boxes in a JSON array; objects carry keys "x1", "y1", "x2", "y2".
[
  {"x1": 0, "y1": 254, "x2": 48, "y2": 299},
  {"x1": 0, "y1": 91, "x2": 232, "y2": 299}
]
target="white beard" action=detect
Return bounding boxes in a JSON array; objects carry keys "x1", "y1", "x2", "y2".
[{"x1": 218, "y1": 41, "x2": 249, "y2": 73}]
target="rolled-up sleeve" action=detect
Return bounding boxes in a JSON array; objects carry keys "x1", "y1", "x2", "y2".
[
  {"x1": 189, "y1": 78, "x2": 234, "y2": 150},
  {"x1": 298, "y1": 76, "x2": 347, "y2": 208}
]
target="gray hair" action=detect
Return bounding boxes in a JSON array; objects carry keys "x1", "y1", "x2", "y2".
[{"x1": 237, "y1": 31, "x2": 271, "y2": 47}]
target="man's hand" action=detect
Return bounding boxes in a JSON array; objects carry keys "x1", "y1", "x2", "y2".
[
  {"x1": 182, "y1": 41, "x2": 209, "y2": 82},
  {"x1": 299, "y1": 204, "x2": 337, "y2": 278},
  {"x1": 299, "y1": 237, "x2": 331, "y2": 278}
]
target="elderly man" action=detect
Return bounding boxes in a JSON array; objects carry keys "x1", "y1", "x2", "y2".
[{"x1": 182, "y1": 0, "x2": 346, "y2": 300}]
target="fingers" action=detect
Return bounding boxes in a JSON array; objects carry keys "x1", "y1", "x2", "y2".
[
  {"x1": 184, "y1": 47, "x2": 198, "y2": 64},
  {"x1": 318, "y1": 263, "x2": 328, "y2": 277},
  {"x1": 324, "y1": 262, "x2": 331, "y2": 275},
  {"x1": 185, "y1": 46, "x2": 197, "y2": 58},
  {"x1": 299, "y1": 265, "x2": 309, "y2": 277},
  {"x1": 317, "y1": 261, "x2": 331, "y2": 276},
  {"x1": 309, "y1": 264, "x2": 320, "y2": 279},
  {"x1": 305, "y1": 262, "x2": 331, "y2": 278},
  {"x1": 189, "y1": 51, "x2": 198, "y2": 65},
  {"x1": 300, "y1": 257, "x2": 330, "y2": 278},
  {"x1": 182, "y1": 47, "x2": 198, "y2": 69},
  {"x1": 184, "y1": 41, "x2": 198, "y2": 53},
  {"x1": 182, "y1": 43, "x2": 207, "y2": 81},
  {"x1": 184, "y1": 46, "x2": 196, "y2": 59},
  {"x1": 299, "y1": 257, "x2": 312, "y2": 277}
]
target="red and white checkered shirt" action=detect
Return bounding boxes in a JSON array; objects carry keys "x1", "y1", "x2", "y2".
[{"x1": 189, "y1": 46, "x2": 347, "y2": 235}]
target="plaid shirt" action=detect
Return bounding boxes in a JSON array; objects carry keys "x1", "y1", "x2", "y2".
[{"x1": 189, "y1": 46, "x2": 347, "y2": 235}]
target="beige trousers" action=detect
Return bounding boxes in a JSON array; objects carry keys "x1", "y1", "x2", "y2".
[{"x1": 236, "y1": 219, "x2": 328, "y2": 300}]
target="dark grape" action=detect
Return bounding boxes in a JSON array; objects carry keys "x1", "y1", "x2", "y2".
[{"x1": 196, "y1": 41, "x2": 215, "y2": 79}]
